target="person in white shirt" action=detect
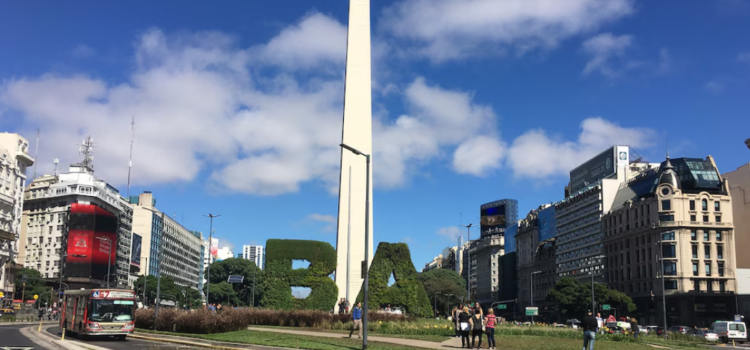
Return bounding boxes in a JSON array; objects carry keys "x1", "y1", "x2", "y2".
[{"x1": 596, "y1": 313, "x2": 604, "y2": 333}]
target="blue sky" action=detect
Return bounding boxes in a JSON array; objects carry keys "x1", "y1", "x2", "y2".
[{"x1": 2, "y1": 0, "x2": 749, "y2": 270}]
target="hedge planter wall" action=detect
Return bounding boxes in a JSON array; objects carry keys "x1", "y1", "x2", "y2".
[
  {"x1": 356, "y1": 242, "x2": 432, "y2": 317},
  {"x1": 260, "y1": 239, "x2": 338, "y2": 310}
]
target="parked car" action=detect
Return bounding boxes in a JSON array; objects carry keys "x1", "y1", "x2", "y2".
[
  {"x1": 607, "y1": 326, "x2": 625, "y2": 334},
  {"x1": 668, "y1": 326, "x2": 690, "y2": 334},
  {"x1": 637, "y1": 325, "x2": 649, "y2": 334},
  {"x1": 710, "y1": 321, "x2": 747, "y2": 344},
  {"x1": 656, "y1": 326, "x2": 666, "y2": 336},
  {"x1": 687, "y1": 328, "x2": 719, "y2": 342},
  {"x1": 645, "y1": 325, "x2": 659, "y2": 334},
  {"x1": 566, "y1": 319, "x2": 581, "y2": 329}
]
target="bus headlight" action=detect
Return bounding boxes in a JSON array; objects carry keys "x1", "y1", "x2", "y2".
[
  {"x1": 87, "y1": 322, "x2": 101, "y2": 330},
  {"x1": 122, "y1": 323, "x2": 135, "y2": 331}
]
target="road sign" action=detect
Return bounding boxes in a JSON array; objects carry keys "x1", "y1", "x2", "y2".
[
  {"x1": 33, "y1": 295, "x2": 38, "y2": 300},
  {"x1": 602, "y1": 304, "x2": 611, "y2": 311},
  {"x1": 227, "y1": 275, "x2": 244, "y2": 284},
  {"x1": 496, "y1": 304, "x2": 507, "y2": 310},
  {"x1": 525, "y1": 307, "x2": 538, "y2": 316}
]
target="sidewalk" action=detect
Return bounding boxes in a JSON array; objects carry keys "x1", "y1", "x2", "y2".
[{"x1": 245, "y1": 326, "x2": 463, "y2": 349}]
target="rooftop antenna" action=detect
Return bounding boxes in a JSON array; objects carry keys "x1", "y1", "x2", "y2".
[
  {"x1": 78, "y1": 136, "x2": 94, "y2": 169},
  {"x1": 666, "y1": 138, "x2": 670, "y2": 159},
  {"x1": 32, "y1": 129, "x2": 39, "y2": 179},
  {"x1": 53, "y1": 158, "x2": 59, "y2": 176},
  {"x1": 127, "y1": 116, "x2": 135, "y2": 197}
]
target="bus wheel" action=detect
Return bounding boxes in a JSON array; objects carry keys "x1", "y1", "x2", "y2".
[{"x1": 115, "y1": 335, "x2": 127, "y2": 341}]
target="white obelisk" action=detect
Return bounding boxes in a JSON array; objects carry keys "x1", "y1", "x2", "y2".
[{"x1": 335, "y1": 0, "x2": 373, "y2": 312}]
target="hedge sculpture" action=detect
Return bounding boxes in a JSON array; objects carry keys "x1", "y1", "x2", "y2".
[
  {"x1": 260, "y1": 239, "x2": 338, "y2": 310},
  {"x1": 355, "y1": 242, "x2": 432, "y2": 317}
]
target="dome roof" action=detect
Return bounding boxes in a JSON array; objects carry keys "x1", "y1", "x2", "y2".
[{"x1": 658, "y1": 157, "x2": 681, "y2": 189}]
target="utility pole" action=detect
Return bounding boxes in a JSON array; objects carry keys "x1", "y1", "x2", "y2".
[{"x1": 204, "y1": 214, "x2": 221, "y2": 305}]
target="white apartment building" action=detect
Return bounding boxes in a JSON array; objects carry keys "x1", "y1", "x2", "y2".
[
  {"x1": 0, "y1": 133, "x2": 34, "y2": 300},
  {"x1": 421, "y1": 254, "x2": 443, "y2": 273},
  {"x1": 242, "y1": 245, "x2": 264, "y2": 270},
  {"x1": 19, "y1": 139, "x2": 132, "y2": 288},
  {"x1": 131, "y1": 192, "x2": 202, "y2": 289},
  {"x1": 216, "y1": 246, "x2": 233, "y2": 261}
]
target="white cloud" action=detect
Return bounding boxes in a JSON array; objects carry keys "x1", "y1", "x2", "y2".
[
  {"x1": 307, "y1": 214, "x2": 337, "y2": 233},
  {"x1": 374, "y1": 78, "x2": 501, "y2": 187},
  {"x1": 581, "y1": 32, "x2": 634, "y2": 78},
  {"x1": 381, "y1": 0, "x2": 634, "y2": 62},
  {"x1": 436, "y1": 226, "x2": 462, "y2": 241},
  {"x1": 453, "y1": 136, "x2": 505, "y2": 176},
  {"x1": 738, "y1": 52, "x2": 750, "y2": 64},
  {"x1": 506, "y1": 117, "x2": 656, "y2": 179}
]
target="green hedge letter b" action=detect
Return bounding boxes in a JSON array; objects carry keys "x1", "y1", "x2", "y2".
[
  {"x1": 356, "y1": 242, "x2": 433, "y2": 317},
  {"x1": 260, "y1": 239, "x2": 338, "y2": 310}
]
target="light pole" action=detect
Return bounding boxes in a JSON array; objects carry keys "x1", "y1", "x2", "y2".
[
  {"x1": 531, "y1": 271, "x2": 541, "y2": 323},
  {"x1": 203, "y1": 214, "x2": 221, "y2": 305},
  {"x1": 95, "y1": 236, "x2": 113, "y2": 288},
  {"x1": 462, "y1": 223, "x2": 473, "y2": 301},
  {"x1": 339, "y1": 143, "x2": 370, "y2": 350},
  {"x1": 434, "y1": 292, "x2": 441, "y2": 318},
  {"x1": 590, "y1": 255, "x2": 605, "y2": 314}
]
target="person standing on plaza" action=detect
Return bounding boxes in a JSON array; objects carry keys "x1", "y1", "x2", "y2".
[
  {"x1": 596, "y1": 313, "x2": 603, "y2": 334},
  {"x1": 470, "y1": 308, "x2": 484, "y2": 349},
  {"x1": 582, "y1": 310, "x2": 597, "y2": 350},
  {"x1": 629, "y1": 317, "x2": 639, "y2": 339},
  {"x1": 452, "y1": 305, "x2": 460, "y2": 337},
  {"x1": 484, "y1": 308, "x2": 497, "y2": 350},
  {"x1": 349, "y1": 302, "x2": 363, "y2": 339},
  {"x1": 458, "y1": 306, "x2": 471, "y2": 348}
]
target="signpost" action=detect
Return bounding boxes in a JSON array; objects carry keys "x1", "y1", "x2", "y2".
[
  {"x1": 497, "y1": 304, "x2": 507, "y2": 310},
  {"x1": 525, "y1": 307, "x2": 538, "y2": 316},
  {"x1": 602, "y1": 304, "x2": 611, "y2": 311},
  {"x1": 227, "y1": 275, "x2": 244, "y2": 306}
]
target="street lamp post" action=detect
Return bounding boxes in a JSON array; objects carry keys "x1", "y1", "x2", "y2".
[
  {"x1": 203, "y1": 214, "x2": 221, "y2": 305},
  {"x1": 94, "y1": 236, "x2": 114, "y2": 288},
  {"x1": 339, "y1": 143, "x2": 370, "y2": 350},
  {"x1": 434, "y1": 292, "x2": 441, "y2": 318},
  {"x1": 531, "y1": 271, "x2": 541, "y2": 324},
  {"x1": 590, "y1": 255, "x2": 605, "y2": 314},
  {"x1": 462, "y1": 223, "x2": 473, "y2": 301}
]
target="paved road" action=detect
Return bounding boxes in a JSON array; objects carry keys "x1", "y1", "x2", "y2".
[
  {"x1": 0, "y1": 324, "x2": 42, "y2": 349},
  {"x1": 45, "y1": 326, "x2": 206, "y2": 350}
]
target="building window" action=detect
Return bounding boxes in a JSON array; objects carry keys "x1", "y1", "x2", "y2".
[
  {"x1": 702, "y1": 199, "x2": 708, "y2": 211},
  {"x1": 665, "y1": 280, "x2": 678, "y2": 290},
  {"x1": 664, "y1": 261, "x2": 677, "y2": 276},
  {"x1": 662, "y1": 232, "x2": 675, "y2": 241},
  {"x1": 719, "y1": 262, "x2": 725, "y2": 277},
  {"x1": 703, "y1": 215, "x2": 709, "y2": 222},
  {"x1": 693, "y1": 262, "x2": 699, "y2": 276},
  {"x1": 690, "y1": 215, "x2": 696, "y2": 222},
  {"x1": 705, "y1": 245, "x2": 711, "y2": 259},
  {"x1": 704, "y1": 232, "x2": 710, "y2": 242},
  {"x1": 716, "y1": 216, "x2": 721, "y2": 223},
  {"x1": 663, "y1": 244, "x2": 676, "y2": 258},
  {"x1": 720, "y1": 281, "x2": 726, "y2": 293},
  {"x1": 705, "y1": 263, "x2": 711, "y2": 276},
  {"x1": 718, "y1": 246, "x2": 724, "y2": 260},
  {"x1": 715, "y1": 201, "x2": 720, "y2": 211},
  {"x1": 690, "y1": 200, "x2": 696, "y2": 211},
  {"x1": 716, "y1": 231, "x2": 723, "y2": 241},
  {"x1": 691, "y1": 231, "x2": 697, "y2": 241},
  {"x1": 692, "y1": 245, "x2": 698, "y2": 259},
  {"x1": 661, "y1": 200, "x2": 671, "y2": 211},
  {"x1": 694, "y1": 280, "x2": 700, "y2": 291},
  {"x1": 660, "y1": 214, "x2": 675, "y2": 222}
]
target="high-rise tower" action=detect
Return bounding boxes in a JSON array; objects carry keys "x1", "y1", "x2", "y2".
[{"x1": 334, "y1": 0, "x2": 373, "y2": 310}]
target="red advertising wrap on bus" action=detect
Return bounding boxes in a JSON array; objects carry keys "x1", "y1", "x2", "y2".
[{"x1": 67, "y1": 203, "x2": 118, "y2": 281}]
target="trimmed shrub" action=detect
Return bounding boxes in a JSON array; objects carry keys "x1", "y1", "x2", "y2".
[
  {"x1": 260, "y1": 239, "x2": 338, "y2": 311},
  {"x1": 356, "y1": 242, "x2": 433, "y2": 317}
]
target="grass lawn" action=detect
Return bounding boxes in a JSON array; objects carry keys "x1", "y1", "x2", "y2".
[
  {"x1": 137, "y1": 329, "x2": 699, "y2": 350},
  {"x1": 250, "y1": 324, "x2": 451, "y2": 342}
]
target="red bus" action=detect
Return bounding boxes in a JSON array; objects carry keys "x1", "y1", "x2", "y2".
[{"x1": 61, "y1": 289, "x2": 136, "y2": 340}]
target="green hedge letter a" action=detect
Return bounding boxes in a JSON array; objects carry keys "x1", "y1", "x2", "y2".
[
  {"x1": 356, "y1": 242, "x2": 433, "y2": 317},
  {"x1": 260, "y1": 239, "x2": 338, "y2": 311}
]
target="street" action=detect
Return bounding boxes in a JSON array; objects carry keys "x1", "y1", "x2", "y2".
[
  {"x1": 0, "y1": 324, "x2": 40, "y2": 349},
  {"x1": 45, "y1": 326, "x2": 206, "y2": 350}
]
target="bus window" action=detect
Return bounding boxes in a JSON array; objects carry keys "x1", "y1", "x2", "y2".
[{"x1": 89, "y1": 299, "x2": 134, "y2": 322}]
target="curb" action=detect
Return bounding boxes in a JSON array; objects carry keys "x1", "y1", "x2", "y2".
[
  {"x1": 129, "y1": 333, "x2": 252, "y2": 349},
  {"x1": 27, "y1": 325, "x2": 112, "y2": 350}
]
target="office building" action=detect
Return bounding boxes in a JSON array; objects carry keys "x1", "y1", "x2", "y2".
[
  {"x1": 20, "y1": 138, "x2": 132, "y2": 288},
  {"x1": 440, "y1": 246, "x2": 461, "y2": 275},
  {"x1": 0, "y1": 133, "x2": 34, "y2": 299},
  {"x1": 723, "y1": 162, "x2": 750, "y2": 319},
  {"x1": 516, "y1": 205, "x2": 557, "y2": 321},
  {"x1": 131, "y1": 192, "x2": 202, "y2": 289},
  {"x1": 242, "y1": 245, "x2": 264, "y2": 269},
  {"x1": 421, "y1": 254, "x2": 443, "y2": 273},
  {"x1": 603, "y1": 155, "x2": 737, "y2": 326}
]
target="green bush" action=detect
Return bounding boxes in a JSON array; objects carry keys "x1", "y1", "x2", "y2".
[
  {"x1": 260, "y1": 239, "x2": 338, "y2": 311},
  {"x1": 356, "y1": 242, "x2": 432, "y2": 317}
]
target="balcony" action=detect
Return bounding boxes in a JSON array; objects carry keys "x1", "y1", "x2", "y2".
[{"x1": 16, "y1": 152, "x2": 34, "y2": 166}]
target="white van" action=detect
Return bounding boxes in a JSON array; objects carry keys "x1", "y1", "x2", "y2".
[{"x1": 710, "y1": 321, "x2": 747, "y2": 344}]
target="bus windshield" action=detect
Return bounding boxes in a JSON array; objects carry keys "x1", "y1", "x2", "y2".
[{"x1": 88, "y1": 299, "x2": 135, "y2": 322}]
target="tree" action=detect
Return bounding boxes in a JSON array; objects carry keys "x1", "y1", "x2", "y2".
[
  {"x1": 14, "y1": 268, "x2": 47, "y2": 303},
  {"x1": 419, "y1": 269, "x2": 466, "y2": 316},
  {"x1": 133, "y1": 275, "x2": 184, "y2": 307},
  {"x1": 205, "y1": 282, "x2": 240, "y2": 306},
  {"x1": 205, "y1": 257, "x2": 264, "y2": 307},
  {"x1": 547, "y1": 277, "x2": 636, "y2": 320}
]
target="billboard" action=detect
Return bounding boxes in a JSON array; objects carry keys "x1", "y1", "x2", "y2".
[
  {"x1": 480, "y1": 201, "x2": 507, "y2": 237},
  {"x1": 130, "y1": 233, "x2": 142, "y2": 267},
  {"x1": 569, "y1": 146, "x2": 621, "y2": 193},
  {"x1": 67, "y1": 204, "x2": 118, "y2": 281},
  {"x1": 537, "y1": 206, "x2": 557, "y2": 242}
]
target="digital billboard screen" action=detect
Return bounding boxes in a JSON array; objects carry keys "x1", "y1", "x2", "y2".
[
  {"x1": 537, "y1": 206, "x2": 557, "y2": 242},
  {"x1": 568, "y1": 147, "x2": 616, "y2": 193},
  {"x1": 130, "y1": 233, "x2": 142, "y2": 267},
  {"x1": 480, "y1": 202, "x2": 506, "y2": 237},
  {"x1": 67, "y1": 203, "x2": 118, "y2": 281}
]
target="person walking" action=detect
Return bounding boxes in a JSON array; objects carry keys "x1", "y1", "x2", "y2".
[
  {"x1": 38, "y1": 308, "x2": 44, "y2": 322},
  {"x1": 458, "y1": 306, "x2": 471, "y2": 348},
  {"x1": 629, "y1": 317, "x2": 639, "y2": 339},
  {"x1": 484, "y1": 309, "x2": 497, "y2": 350},
  {"x1": 349, "y1": 302, "x2": 363, "y2": 339},
  {"x1": 582, "y1": 310, "x2": 597, "y2": 350},
  {"x1": 470, "y1": 309, "x2": 484, "y2": 349},
  {"x1": 452, "y1": 306, "x2": 460, "y2": 337},
  {"x1": 596, "y1": 313, "x2": 603, "y2": 334}
]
